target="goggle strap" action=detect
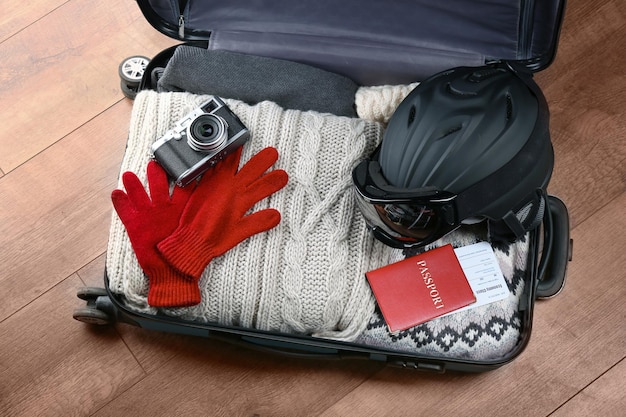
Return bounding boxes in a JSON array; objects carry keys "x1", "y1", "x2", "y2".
[{"x1": 488, "y1": 190, "x2": 546, "y2": 241}]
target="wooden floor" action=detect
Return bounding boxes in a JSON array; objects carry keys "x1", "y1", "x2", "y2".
[{"x1": 1, "y1": 0, "x2": 624, "y2": 416}]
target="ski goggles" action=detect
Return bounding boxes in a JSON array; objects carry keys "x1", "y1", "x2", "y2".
[{"x1": 352, "y1": 153, "x2": 468, "y2": 249}]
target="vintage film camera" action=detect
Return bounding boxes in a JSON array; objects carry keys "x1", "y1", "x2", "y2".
[{"x1": 151, "y1": 97, "x2": 250, "y2": 186}]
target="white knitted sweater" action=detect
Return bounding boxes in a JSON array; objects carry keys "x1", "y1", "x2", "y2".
[{"x1": 106, "y1": 91, "x2": 394, "y2": 341}]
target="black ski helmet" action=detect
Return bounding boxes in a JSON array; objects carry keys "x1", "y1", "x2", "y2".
[{"x1": 353, "y1": 62, "x2": 553, "y2": 248}]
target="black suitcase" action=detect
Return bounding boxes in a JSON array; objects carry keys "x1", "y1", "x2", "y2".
[{"x1": 74, "y1": 0, "x2": 572, "y2": 373}]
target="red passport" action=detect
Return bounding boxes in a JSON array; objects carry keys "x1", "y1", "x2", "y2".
[{"x1": 366, "y1": 244, "x2": 476, "y2": 333}]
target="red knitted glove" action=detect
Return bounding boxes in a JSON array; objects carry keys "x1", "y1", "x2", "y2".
[
  {"x1": 157, "y1": 146, "x2": 288, "y2": 278},
  {"x1": 111, "y1": 161, "x2": 201, "y2": 307}
]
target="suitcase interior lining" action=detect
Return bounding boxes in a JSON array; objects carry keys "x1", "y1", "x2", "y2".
[{"x1": 141, "y1": 0, "x2": 564, "y2": 84}]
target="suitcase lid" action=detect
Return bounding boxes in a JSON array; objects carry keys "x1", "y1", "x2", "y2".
[{"x1": 136, "y1": 0, "x2": 566, "y2": 85}]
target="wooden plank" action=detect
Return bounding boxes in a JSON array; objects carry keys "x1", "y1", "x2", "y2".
[
  {"x1": 76, "y1": 252, "x2": 106, "y2": 288},
  {"x1": 536, "y1": 0, "x2": 626, "y2": 83},
  {"x1": 0, "y1": 274, "x2": 146, "y2": 416},
  {"x1": 0, "y1": 0, "x2": 66, "y2": 43},
  {"x1": 551, "y1": 360, "x2": 626, "y2": 417},
  {"x1": 318, "y1": 193, "x2": 626, "y2": 417},
  {"x1": 0, "y1": 101, "x2": 132, "y2": 322},
  {"x1": 91, "y1": 334, "x2": 385, "y2": 417},
  {"x1": 535, "y1": 0, "x2": 626, "y2": 227},
  {"x1": 0, "y1": 0, "x2": 175, "y2": 173}
]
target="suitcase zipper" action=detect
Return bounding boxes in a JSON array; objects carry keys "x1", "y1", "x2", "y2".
[
  {"x1": 178, "y1": 14, "x2": 185, "y2": 38},
  {"x1": 175, "y1": 0, "x2": 189, "y2": 39}
]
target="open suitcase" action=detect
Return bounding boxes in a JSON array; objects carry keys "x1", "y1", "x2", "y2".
[{"x1": 74, "y1": 0, "x2": 573, "y2": 373}]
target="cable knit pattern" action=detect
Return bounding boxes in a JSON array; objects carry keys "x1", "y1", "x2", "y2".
[
  {"x1": 355, "y1": 82, "x2": 420, "y2": 124},
  {"x1": 106, "y1": 91, "x2": 391, "y2": 340}
]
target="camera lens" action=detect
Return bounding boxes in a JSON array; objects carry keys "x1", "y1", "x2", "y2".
[
  {"x1": 197, "y1": 122, "x2": 214, "y2": 138},
  {"x1": 188, "y1": 114, "x2": 228, "y2": 152}
]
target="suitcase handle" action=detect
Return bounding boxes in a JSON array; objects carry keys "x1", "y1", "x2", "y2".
[
  {"x1": 214, "y1": 333, "x2": 375, "y2": 361},
  {"x1": 235, "y1": 336, "x2": 446, "y2": 372},
  {"x1": 237, "y1": 335, "x2": 345, "y2": 359},
  {"x1": 536, "y1": 195, "x2": 572, "y2": 299}
]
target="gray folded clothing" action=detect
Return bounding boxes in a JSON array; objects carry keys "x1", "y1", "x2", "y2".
[{"x1": 157, "y1": 45, "x2": 359, "y2": 117}]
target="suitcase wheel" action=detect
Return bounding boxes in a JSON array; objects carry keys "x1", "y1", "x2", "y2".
[
  {"x1": 118, "y1": 55, "x2": 150, "y2": 100},
  {"x1": 73, "y1": 287, "x2": 114, "y2": 325},
  {"x1": 73, "y1": 306, "x2": 112, "y2": 325},
  {"x1": 120, "y1": 80, "x2": 139, "y2": 100},
  {"x1": 76, "y1": 286, "x2": 108, "y2": 301}
]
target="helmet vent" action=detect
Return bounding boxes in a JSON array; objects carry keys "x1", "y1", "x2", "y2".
[
  {"x1": 505, "y1": 93, "x2": 513, "y2": 121},
  {"x1": 468, "y1": 67, "x2": 505, "y2": 82},
  {"x1": 408, "y1": 105, "x2": 416, "y2": 126},
  {"x1": 446, "y1": 82, "x2": 477, "y2": 97},
  {"x1": 437, "y1": 125, "x2": 462, "y2": 140}
]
